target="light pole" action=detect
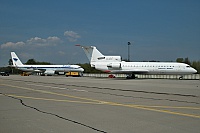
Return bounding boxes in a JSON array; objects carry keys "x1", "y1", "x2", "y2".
[{"x1": 128, "y1": 42, "x2": 131, "y2": 61}]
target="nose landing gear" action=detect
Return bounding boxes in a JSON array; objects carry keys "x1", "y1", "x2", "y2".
[{"x1": 179, "y1": 76, "x2": 183, "y2": 80}]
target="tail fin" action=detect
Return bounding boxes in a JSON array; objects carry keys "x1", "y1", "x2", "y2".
[
  {"x1": 81, "y1": 46, "x2": 104, "y2": 63},
  {"x1": 11, "y1": 52, "x2": 23, "y2": 66},
  {"x1": 79, "y1": 45, "x2": 122, "y2": 66}
]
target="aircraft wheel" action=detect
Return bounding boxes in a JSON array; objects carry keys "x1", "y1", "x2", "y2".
[
  {"x1": 179, "y1": 76, "x2": 183, "y2": 80},
  {"x1": 131, "y1": 74, "x2": 136, "y2": 79},
  {"x1": 126, "y1": 74, "x2": 136, "y2": 79}
]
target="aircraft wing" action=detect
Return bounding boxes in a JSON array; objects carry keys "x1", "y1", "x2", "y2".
[{"x1": 44, "y1": 70, "x2": 55, "y2": 75}]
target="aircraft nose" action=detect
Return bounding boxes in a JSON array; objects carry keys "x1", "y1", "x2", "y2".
[
  {"x1": 80, "y1": 68, "x2": 84, "y2": 72},
  {"x1": 191, "y1": 68, "x2": 197, "y2": 74}
]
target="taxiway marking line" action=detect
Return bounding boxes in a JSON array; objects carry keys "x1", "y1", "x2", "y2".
[
  {"x1": 0, "y1": 83, "x2": 106, "y2": 103},
  {"x1": 1, "y1": 83, "x2": 200, "y2": 118},
  {"x1": 27, "y1": 83, "x2": 200, "y2": 110},
  {"x1": 27, "y1": 83, "x2": 88, "y2": 92},
  {"x1": 4, "y1": 94, "x2": 102, "y2": 104},
  {"x1": 3, "y1": 94, "x2": 200, "y2": 119}
]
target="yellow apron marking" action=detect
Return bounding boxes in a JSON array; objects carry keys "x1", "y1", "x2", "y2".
[{"x1": 1, "y1": 83, "x2": 200, "y2": 118}]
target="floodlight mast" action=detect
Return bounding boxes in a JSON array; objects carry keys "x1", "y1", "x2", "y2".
[{"x1": 128, "y1": 42, "x2": 131, "y2": 62}]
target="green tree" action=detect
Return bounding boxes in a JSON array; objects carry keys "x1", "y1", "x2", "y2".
[
  {"x1": 26, "y1": 59, "x2": 37, "y2": 65},
  {"x1": 8, "y1": 59, "x2": 13, "y2": 65},
  {"x1": 184, "y1": 57, "x2": 191, "y2": 65},
  {"x1": 176, "y1": 58, "x2": 184, "y2": 63},
  {"x1": 176, "y1": 57, "x2": 191, "y2": 65},
  {"x1": 77, "y1": 63, "x2": 102, "y2": 73},
  {"x1": 25, "y1": 59, "x2": 52, "y2": 65},
  {"x1": 191, "y1": 60, "x2": 200, "y2": 74},
  {"x1": 37, "y1": 62, "x2": 52, "y2": 65}
]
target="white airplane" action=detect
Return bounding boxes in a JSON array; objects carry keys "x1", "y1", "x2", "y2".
[
  {"x1": 78, "y1": 45, "x2": 197, "y2": 79},
  {"x1": 11, "y1": 52, "x2": 84, "y2": 75}
]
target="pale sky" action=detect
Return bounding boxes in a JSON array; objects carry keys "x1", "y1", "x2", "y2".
[{"x1": 0, "y1": 0, "x2": 200, "y2": 66}]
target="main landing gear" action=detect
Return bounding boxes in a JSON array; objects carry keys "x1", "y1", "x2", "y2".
[{"x1": 126, "y1": 74, "x2": 136, "y2": 79}]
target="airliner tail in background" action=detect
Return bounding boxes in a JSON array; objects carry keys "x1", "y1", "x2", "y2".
[
  {"x1": 11, "y1": 52, "x2": 23, "y2": 66},
  {"x1": 78, "y1": 45, "x2": 197, "y2": 79},
  {"x1": 80, "y1": 45, "x2": 121, "y2": 67}
]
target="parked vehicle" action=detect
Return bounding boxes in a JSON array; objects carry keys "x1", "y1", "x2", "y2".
[
  {"x1": 66, "y1": 72, "x2": 82, "y2": 77},
  {"x1": 0, "y1": 72, "x2": 9, "y2": 76}
]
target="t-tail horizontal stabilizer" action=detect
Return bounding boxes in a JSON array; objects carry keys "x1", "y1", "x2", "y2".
[{"x1": 76, "y1": 45, "x2": 122, "y2": 65}]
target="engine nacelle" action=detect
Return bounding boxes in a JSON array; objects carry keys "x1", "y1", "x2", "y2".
[
  {"x1": 44, "y1": 70, "x2": 55, "y2": 75},
  {"x1": 107, "y1": 63, "x2": 121, "y2": 69}
]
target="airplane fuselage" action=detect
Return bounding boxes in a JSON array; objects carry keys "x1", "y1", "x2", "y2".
[
  {"x1": 93, "y1": 62, "x2": 197, "y2": 75},
  {"x1": 15, "y1": 65, "x2": 84, "y2": 73}
]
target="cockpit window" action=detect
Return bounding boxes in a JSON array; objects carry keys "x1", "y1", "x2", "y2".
[{"x1": 186, "y1": 66, "x2": 190, "y2": 68}]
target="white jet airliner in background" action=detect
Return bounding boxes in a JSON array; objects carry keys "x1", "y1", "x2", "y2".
[
  {"x1": 77, "y1": 45, "x2": 197, "y2": 79},
  {"x1": 11, "y1": 52, "x2": 84, "y2": 75}
]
